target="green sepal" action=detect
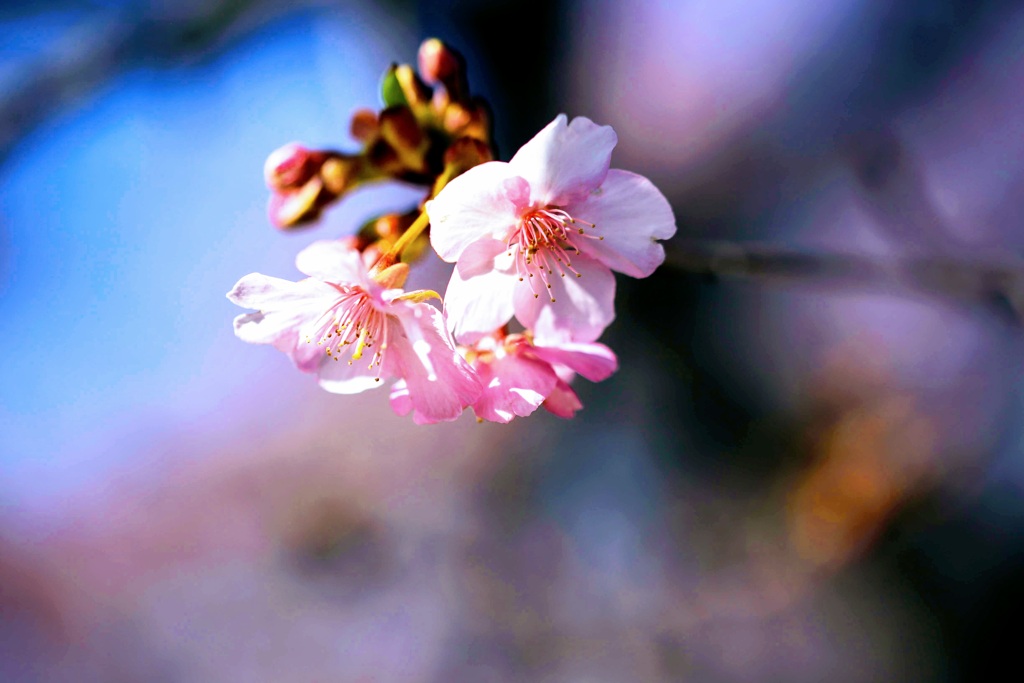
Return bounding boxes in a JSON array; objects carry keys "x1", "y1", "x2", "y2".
[{"x1": 380, "y1": 64, "x2": 408, "y2": 108}]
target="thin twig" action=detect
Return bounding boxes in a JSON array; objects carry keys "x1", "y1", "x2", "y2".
[{"x1": 664, "y1": 239, "x2": 1024, "y2": 320}]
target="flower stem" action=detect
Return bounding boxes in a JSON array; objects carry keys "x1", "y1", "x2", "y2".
[
  {"x1": 378, "y1": 163, "x2": 462, "y2": 267},
  {"x1": 383, "y1": 209, "x2": 430, "y2": 264}
]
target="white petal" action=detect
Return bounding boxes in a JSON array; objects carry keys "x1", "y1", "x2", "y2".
[
  {"x1": 509, "y1": 115, "x2": 617, "y2": 206},
  {"x1": 572, "y1": 169, "x2": 677, "y2": 278},
  {"x1": 513, "y1": 254, "x2": 616, "y2": 344},
  {"x1": 233, "y1": 311, "x2": 323, "y2": 357},
  {"x1": 316, "y1": 354, "x2": 386, "y2": 394},
  {"x1": 295, "y1": 240, "x2": 370, "y2": 285},
  {"x1": 443, "y1": 263, "x2": 518, "y2": 343},
  {"x1": 290, "y1": 333, "x2": 328, "y2": 373},
  {"x1": 427, "y1": 162, "x2": 528, "y2": 262},
  {"x1": 227, "y1": 274, "x2": 337, "y2": 351},
  {"x1": 226, "y1": 273, "x2": 337, "y2": 310}
]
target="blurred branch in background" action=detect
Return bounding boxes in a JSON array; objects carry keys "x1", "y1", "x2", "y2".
[
  {"x1": 0, "y1": 0, "x2": 337, "y2": 166},
  {"x1": 665, "y1": 240, "x2": 1024, "y2": 323}
]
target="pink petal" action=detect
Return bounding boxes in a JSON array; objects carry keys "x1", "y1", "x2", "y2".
[
  {"x1": 509, "y1": 115, "x2": 617, "y2": 206},
  {"x1": 513, "y1": 254, "x2": 616, "y2": 344},
  {"x1": 542, "y1": 379, "x2": 583, "y2": 419},
  {"x1": 389, "y1": 380, "x2": 413, "y2": 417},
  {"x1": 295, "y1": 240, "x2": 371, "y2": 285},
  {"x1": 427, "y1": 162, "x2": 528, "y2": 262},
  {"x1": 528, "y1": 342, "x2": 618, "y2": 383},
  {"x1": 472, "y1": 354, "x2": 558, "y2": 424},
  {"x1": 385, "y1": 304, "x2": 481, "y2": 424},
  {"x1": 444, "y1": 263, "x2": 518, "y2": 343},
  {"x1": 552, "y1": 364, "x2": 576, "y2": 385},
  {"x1": 571, "y1": 169, "x2": 677, "y2": 278}
]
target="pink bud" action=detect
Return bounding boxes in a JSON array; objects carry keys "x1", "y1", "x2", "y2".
[
  {"x1": 264, "y1": 143, "x2": 323, "y2": 191},
  {"x1": 349, "y1": 109, "x2": 379, "y2": 143},
  {"x1": 267, "y1": 177, "x2": 323, "y2": 229},
  {"x1": 418, "y1": 38, "x2": 461, "y2": 87}
]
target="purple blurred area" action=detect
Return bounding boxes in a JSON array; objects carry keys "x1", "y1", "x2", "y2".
[{"x1": 2, "y1": 0, "x2": 1024, "y2": 680}]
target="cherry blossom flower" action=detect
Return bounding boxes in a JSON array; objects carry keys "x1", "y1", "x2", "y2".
[
  {"x1": 427, "y1": 114, "x2": 677, "y2": 343},
  {"x1": 227, "y1": 241, "x2": 480, "y2": 424},
  {"x1": 390, "y1": 330, "x2": 618, "y2": 423}
]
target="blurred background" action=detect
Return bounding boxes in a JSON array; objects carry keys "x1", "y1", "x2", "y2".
[{"x1": 2, "y1": 0, "x2": 1024, "y2": 680}]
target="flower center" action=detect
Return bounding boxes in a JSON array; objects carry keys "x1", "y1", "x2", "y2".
[
  {"x1": 307, "y1": 286, "x2": 389, "y2": 379},
  {"x1": 506, "y1": 207, "x2": 602, "y2": 302}
]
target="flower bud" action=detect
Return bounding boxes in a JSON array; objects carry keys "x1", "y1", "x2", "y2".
[
  {"x1": 418, "y1": 38, "x2": 460, "y2": 86},
  {"x1": 444, "y1": 137, "x2": 493, "y2": 172},
  {"x1": 265, "y1": 152, "x2": 363, "y2": 229},
  {"x1": 264, "y1": 143, "x2": 323, "y2": 191},
  {"x1": 377, "y1": 106, "x2": 428, "y2": 175},
  {"x1": 418, "y1": 38, "x2": 466, "y2": 102},
  {"x1": 319, "y1": 156, "x2": 360, "y2": 195},
  {"x1": 378, "y1": 106, "x2": 424, "y2": 151},
  {"x1": 380, "y1": 64, "x2": 408, "y2": 108},
  {"x1": 394, "y1": 64, "x2": 431, "y2": 107},
  {"x1": 373, "y1": 213, "x2": 405, "y2": 241},
  {"x1": 267, "y1": 177, "x2": 323, "y2": 228},
  {"x1": 436, "y1": 137, "x2": 493, "y2": 194},
  {"x1": 349, "y1": 109, "x2": 379, "y2": 143},
  {"x1": 442, "y1": 100, "x2": 489, "y2": 141}
]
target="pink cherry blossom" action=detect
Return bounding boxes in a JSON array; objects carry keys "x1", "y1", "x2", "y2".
[
  {"x1": 227, "y1": 240, "x2": 480, "y2": 424},
  {"x1": 390, "y1": 330, "x2": 618, "y2": 423},
  {"x1": 427, "y1": 114, "x2": 677, "y2": 343}
]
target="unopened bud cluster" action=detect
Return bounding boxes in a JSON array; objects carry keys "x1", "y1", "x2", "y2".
[{"x1": 266, "y1": 39, "x2": 492, "y2": 232}]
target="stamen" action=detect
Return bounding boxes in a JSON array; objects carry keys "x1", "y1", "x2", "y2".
[
  {"x1": 308, "y1": 286, "x2": 389, "y2": 381},
  {"x1": 506, "y1": 206, "x2": 598, "y2": 296}
]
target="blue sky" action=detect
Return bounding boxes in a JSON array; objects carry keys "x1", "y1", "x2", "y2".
[{"x1": 0, "y1": 6, "x2": 429, "y2": 507}]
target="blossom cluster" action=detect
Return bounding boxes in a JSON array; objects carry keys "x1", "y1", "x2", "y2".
[{"x1": 228, "y1": 40, "x2": 676, "y2": 424}]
